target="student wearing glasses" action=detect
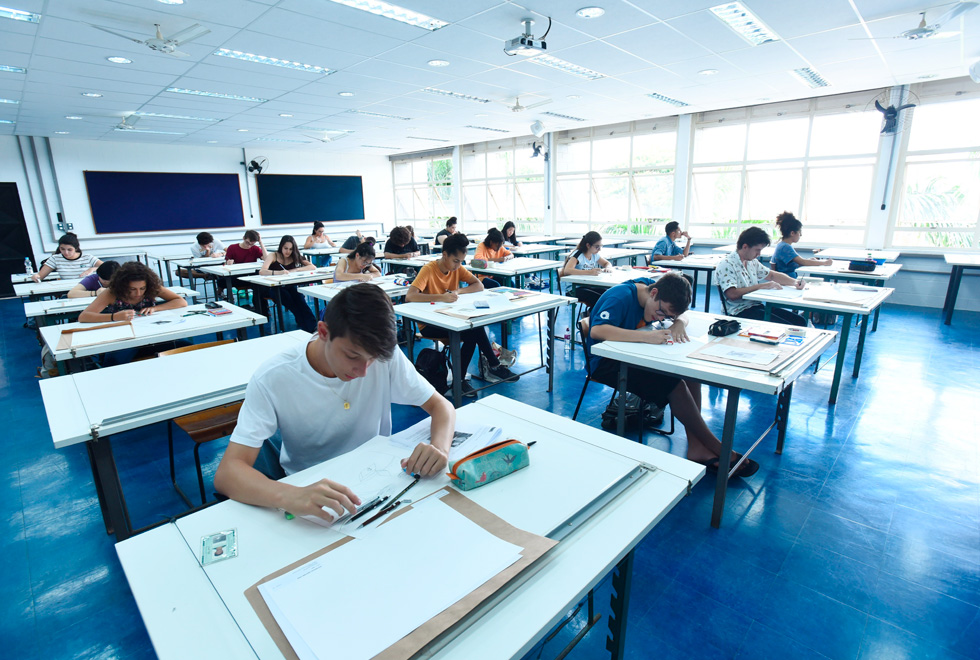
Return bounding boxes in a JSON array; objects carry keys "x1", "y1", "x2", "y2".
[
  {"x1": 586, "y1": 272, "x2": 759, "y2": 477},
  {"x1": 334, "y1": 242, "x2": 382, "y2": 282}
]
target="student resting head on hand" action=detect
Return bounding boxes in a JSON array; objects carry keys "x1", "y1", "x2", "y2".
[{"x1": 67, "y1": 260, "x2": 120, "y2": 299}]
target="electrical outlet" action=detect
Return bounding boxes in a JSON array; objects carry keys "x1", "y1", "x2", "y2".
[
  {"x1": 56, "y1": 223, "x2": 64, "y2": 231},
  {"x1": 66, "y1": 223, "x2": 73, "y2": 230}
]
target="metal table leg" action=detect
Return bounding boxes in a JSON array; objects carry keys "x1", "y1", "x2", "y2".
[
  {"x1": 89, "y1": 434, "x2": 133, "y2": 541},
  {"x1": 546, "y1": 307, "x2": 557, "y2": 393},
  {"x1": 615, "y1": 362, "x2": 629, "y2": 436},
  {"x1": 605, "y1": 549, "x2": 635, "y2": 660},
  {"x1": 775, "y1": 383, "x2": 793, "y2": 454},
  {"x1": 711, "y1": 388, "x2": 741, "y2": 528},
  {"x1": 853, "y1": 310, "x2": 869, "y2": 378},
  {"x1": 828, "y1": 312, "x2": 852, "y2": 405},
  {"x1": 449, "y1": 330, "x2": 463, "y2": 408},
  {"x1": 704, "y1": 270, "x2": 713, "y2": 313},
  {"x1": 944, "y1": 265, "x2": 964, "y2": 325}
]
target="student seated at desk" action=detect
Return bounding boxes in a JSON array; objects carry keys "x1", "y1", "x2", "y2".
[
  {"x1": 406, "y1": 232, "x2": 519, "y2": 397},
  {"x1": 771, "y1": 212, "x2": 832, "y2": 279},
  {"x1": 191, "y1": 231, "x2": 225, "y2": 258},
  {"x1": 303, "y1": 221, "x2": 336, "y2": 249},
  {"x1": 717, "y1": 226, "x2": 805, "y2": 326},
  {"x1": 473, "y1": 228, "x2": 512, "y2": 289},
  {"x1": 67, "y1": 260, "x2": 119, "y2": 299},
  {"x1": 79, "y1": 262, "x2": 187, "y2": 322},
  {"x1": 383, "y1": 226, "x2": 421, "y2": 259},
  {"x1": 501, "y1": 221, "x2": 523, "y2": 247},
  {"x1": 561, "y1": 231, "x2": 613, "y2": 277},
  {"x1": 258, "y1": 235, "x2": 318, "y2": 333},
  {"x1": 338, "y1": 231, "x2": 377, "y2": 255},
  {"x1": 651, "y1": 221, "x2": 692, "y2": 262},
  {"x1": 32, "y1": 232, "x2": 102, "y2": 283},
  {"x1": 214, "y1": 284, "x2": 455, "y2": 522},
  {"x1": 587, "y1": 272, "x2": 759, "y2": 477},
  {"x1": 435, "y1": 217, "x2": 457, "y2": 246},
  {"x1": 334, "y1": 242, "x2": 382, "y2": 282},
  {"x1": 225, "y1": 230, "x2": 267, "y2": 264}
]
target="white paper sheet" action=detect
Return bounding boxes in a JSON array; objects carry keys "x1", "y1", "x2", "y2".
[
  {"x1": 388, "y1": 418, "x2": 503, "y2": 462},
  {"x1": 259, "y1": 499, "x2": 523, "y2": 660},
  {"x1": 699, "y1": 343, "x2": 779, "y2": 365}
]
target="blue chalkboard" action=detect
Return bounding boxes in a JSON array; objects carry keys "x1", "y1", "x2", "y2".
[
  {"x1": 84, "y1": 171, "x2": 244, "y2": 234},
  {"x1": 255, "y1": 174, "x2": 365, "y2": 225}
]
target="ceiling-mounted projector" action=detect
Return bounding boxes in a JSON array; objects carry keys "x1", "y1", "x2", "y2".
[{"x1": 504, "y1": 18, "x2": 547, "y2": 56}]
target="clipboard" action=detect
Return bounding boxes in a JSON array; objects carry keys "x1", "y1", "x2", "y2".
[
  {"x1": 244, "y1": 488, "x2": 556, "y2": 660},
  {"x1": 55, "y1": 321, "x2": 134, "y2": 351}
]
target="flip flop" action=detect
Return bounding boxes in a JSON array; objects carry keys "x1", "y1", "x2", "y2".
[{"x1": 699, "y1": 455, "x2": 759, "y2": 478}]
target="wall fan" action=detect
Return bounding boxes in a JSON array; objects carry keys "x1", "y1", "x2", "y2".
[
  {"x1": 247, "y1": 157, "x2": 268, "y2": 174},
  {"x1": 90, "y1": 22, "x2": 211, "y2": 57}
]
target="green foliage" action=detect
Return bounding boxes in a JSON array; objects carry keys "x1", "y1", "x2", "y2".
[{"x1": 901, "y1": 177, "x2": 973, "y2": 248}]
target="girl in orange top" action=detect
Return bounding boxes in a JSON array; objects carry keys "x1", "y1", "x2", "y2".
[{"x1": 473, "y1": 228, "x2": 512, "y2": 288}]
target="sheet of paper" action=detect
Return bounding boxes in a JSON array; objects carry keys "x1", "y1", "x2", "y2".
[
  {"x1": 699, "y1": 343, "x2": 779, "y2": 365},
  {"x1": 388, "y1": 418, "x2": 503, "y2": 462},
  {"x1": 69, "y1": 323, "x2": 135, "y2": 348},
  {"x1": 258, "y1": 499, "x2": 523, "y2": 660},
  {"x1": 762, "y1": 287, "x2": 804, "y2": 299}
]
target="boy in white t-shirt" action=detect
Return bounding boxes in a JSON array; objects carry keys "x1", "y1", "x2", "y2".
[{"x1": 214, "y1": 284, "x2": 455, "y2": 522}]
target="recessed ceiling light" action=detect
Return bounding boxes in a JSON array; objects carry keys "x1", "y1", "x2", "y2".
[
  {"x1": 237, "y1": 128, "x2": 249, "y2": 132},
  {"x1": 54, "y1": 131, "x2": 69, "y2": 134},
  {"x1": 338, "y1": 91, "x2": 355, "y2": 97},
  {"x1": 0, "y1": 6, "x2": 40, "y2": 22},
  {"x1": 326, "y1": 0, "x2": 448, "y2": 31},
  {"x1": 134, "y1": 112, "x2": 219, "y2": 122},
  {"x1": 542, "y1": 111, "x2": 586, "y2": 122},
  {"x1": 346, "y1": 109, "x2": 411, "y2": 120},
  {"x1": 113, "y1": 128, "x2": 185, "y2": 135},
  {"x1": 106, "y1": 56, "x2": 132, "y2": 64},
  {"x1": 405, "y1": 136, "x2": 451, "y2": 142},
  {"x1": 279, "y1": 113, "x2": 293, "y2": 117},
  {"x1": 918, "y1": 74, "x2": 938, "y2": 79},
  {"x1": 466, "y1": 125, "x2": 508, "y2": 133},
  {"x1": 566, "y1": 95, "x2": 581, "y2": 100},
  {"x1": 427, "y1": 59, "x2": 450, "y2": 67},
  {"x1": 530, "y1": 54, "x2": 605, "y2": 80},
  {"x1": 698, "y1": 68, "x2": 719, "y2": 76},
  {"x1": 0, "y1": 97, "x2": 19, "y2": 104},
  {"x1": 167, "y1": 87, "x2": 267, "y2": 102},
  {"x1": 710, "y1": 2, "x2": 780, "y2": 46},
  {"x1": 81, "y1": 92, "x2": 103, "y2": 98},
  {"x1": 790, "y1": 67, "x2": 829, "y2": 88},
  {"x1": 421, "y1": 87, "x2": 491, "y2": 103},
  {"x1": 576, "y1": 7, "x2": 605, "y2": 19},
  {"x1": 361, "y1": 144, "x2": 400, "y2": 149},
  {"x1": 206, "y1": 140, "x2": 218, "y2": 143},
  {"x1": 65, "y1": 115, "x2": 83, "y2": 120},
  {"x1": 254, "y1": 137, "x2": 311, "y2": 143},
  {"x1": 0, "y1": 64, "x2": 27, "y2": 73},
  {"x1": 156, "y1": 0, "x2": 184, "y2": 5},
  {"x1": 647, "y1": 92, "x2": 689, "y2": 107},
  {"x1": 213, "y1": 49, "x2": 333, "y2": 75},
  {"x1": 758, "y1": 97, "x2": 771, "y2": 101}
]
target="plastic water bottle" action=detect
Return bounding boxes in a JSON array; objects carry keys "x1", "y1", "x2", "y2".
[
  {"x1": 563, "y1": 326, "x2": 571, "y2": 356},
  {"x1": 24, "y1": 257, "x2": 32, "y2": 275}
]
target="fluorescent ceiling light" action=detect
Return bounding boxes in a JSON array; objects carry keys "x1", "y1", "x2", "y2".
[
  {"x1": 65, "y1": 115, "x2": 83, "y2": 120},
  {"x1": 213, "y1": 49, "x2": 333, "y2": 75},
  {"x1": 0, "y1": 64, "x2": 27, "y2": 73},
  {"x1": 790, "y1": 67, "x2": 829, "y2": 88},
  {"x1": 81, "y1": 92, "x2": 103, "y2": 98},
  {"x1": 699, "y1": 69, "x2": 719, "y2": 76},
  {"x1": 466, "y1": 125, "x2": 508, "y2": 133},
  {"x1": 237, "y1": 129, "x2": 249, "y2": 132},
  {"x1": 279, "y1": 113, "x2": 293, "y2": 117},
  {"x1": 55, "y1": 131, "x2": 69, "y2": 134},
  {"x1": 530, "y1": 54, "x2": 605, "y2": 80},
  {"x1": 167, "y1": 87, "x2": 267, "y2": 102},
  {"x1": 362, "y1": 144, "x2": 400, "y2": 149},
  {"x1": 0, "y1": 119, "x2": 13, "y2": 124},
  {"x1": 305, "y1": 127, "x2": 354, "y2": 134},
  {"x1": 338, "y1": 91, "x2": 355, "y2": 97},
  {"x1": 0, "y1": 6, "x2": 40, "y2": 22},
  {"x1": 542, "y1": 111, "x2": 586, "y2": 122},
  {"x1": 566, "y1": 95, "x2": 581, "y2": 100},
  {"x1": 576, "y1": 7, "x2": 605, "y2": 19},
  {"x1": 647, "y1": 92, "x2": 689, "y2": 107},
  {"x1": 427, "y1": 59, "x2": 450, "y2": 67},
  {"x1": 134, "y1": 112, "x2": 219, "y2": 122},
  {"x1": 405, "y1": 136, "x2": 451, "y2": 142},
  {"x1": 0, "y1": 97, "x2": 19, "y2": 104},
  {"x1": 710, "y1": 2, "x2": 780, "y2": 46},
  {"x1": 106, "y1": 56, "x2": 132, "y2": 64},
  {"x1": 326, "y1": 0, "x2": 447, "y2": 31},
  {"x1": 157, "y1": 0, "x2": 184, "y2": 5},
  {"x1": 421, "y1": 87, "x2": 491, "y2": 104},
  {"x1": 206, "y1": 140, "x2": 218, "y2": 143},
  {"x1": 254, "y1": 137, "x2": 310, "y2": 143},
  {"x1": 346, "y1": 109, "x2": 411, "y2": 120},
  {"x1": 113, "y1": 128, "x2": 184, "y2": 135}
]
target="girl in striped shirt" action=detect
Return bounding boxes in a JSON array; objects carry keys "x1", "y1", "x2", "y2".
[{"x1": 32, "y1": 233, "x2": 102, "y2": 282}]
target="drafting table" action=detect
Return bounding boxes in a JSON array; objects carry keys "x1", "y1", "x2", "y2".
[
  {"x1": 115, "y1": 395, "x2": 703, "y2": 660},
  {"x1": 559, "y1": 247, "x2": 650, "y2": 267},
  {"x1": 24, "y1": 285, "x2": 199, "y2": 327},
  {"x1": 941, "y1": 253, "x2": 980, "y2": 325},
  {"x1": 148, "y1": 255, "x2": 225, "y2": 288},
  {"x1": 507, "y1": 244, "x2": 563, "y2": 260},
  {"x1": 237, "y1": 268, "x2": 335, "y2": 331},
  {"x1": 299, "y1": 276, "x2": 410, "y2": 316},
  {"x1": 39, "y1": 331, "x2": 309, "y2": 541},
  {"x1": 796, "y1": 261, "x2": 901, "y2": 331},
  {"x1": 592, "y1": 311, "x2": 835, "y2": 527}
]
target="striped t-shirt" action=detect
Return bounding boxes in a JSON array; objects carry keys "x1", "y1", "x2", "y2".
[{"x1": 44, "y1": 253, "x2": 99, "y2": 278}]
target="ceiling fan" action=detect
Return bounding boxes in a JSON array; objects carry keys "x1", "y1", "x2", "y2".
[
  {"x1": 90, "y1": 22, "x2": 211, "y2": 58},
  {"x1": 116, "y1": 115, "x2": 139, "y2": 130},
  {"x1": 305, "y1": 130, "x2": 353, "y2": 143},
  {"x1": 499, "y1": 95, "x2": 552, "y2": 113},
  {"x1": 875, "y1": 2, "x2": 978, "y2": 40}
]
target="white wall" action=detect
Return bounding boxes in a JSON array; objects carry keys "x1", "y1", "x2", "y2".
[{"x1": 11, "y1": 137, "x2": 392, "y2": 259}]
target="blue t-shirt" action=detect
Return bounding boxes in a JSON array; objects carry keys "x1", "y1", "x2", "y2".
[
  {"x1": 652, "y1": 235, "x2": 682, "y2": 257},
  {"x1": 586, "y1": 278, "x2": 656, "y2": 372},
  {"x1": 772, "y1": 242, "x2": 800, "y2": 278}
]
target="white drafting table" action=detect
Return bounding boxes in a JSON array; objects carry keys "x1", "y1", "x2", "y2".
[
  {"x1": 558, "y1": 237, "x2": 631, "y2": 247},
  {"x1": 300, "y1": 277, "x2": 410, "y2": 315},
  {"x1": 796, "y1": 261, "x2": 901, "y2": 332},
  {"x1": 592, "y1": 311, "x2": 835, "y2": 528},
  {"x1": 198, "y1": 263, "x2": 264, "y2": 308},
  {"x1": 24, "y1": 285, "x2": 199, "y2": 327},
  {"x1": 237, "y1": 268, "x2": 335, "y2": 330},
  {"x1": 467, "y1": 257, "x2": 564, "y2": 289},
  {"x1": 649, "y1": 253, "x2": 725, "y2": 313},
  {"x1": 624, "y1": 239, "x2": 689, "y2": 251},
  {"x1": 518, "y1": 234, "x2": 567, "y2": 244},
  {"x1": 713, "y1": 244, "x2": 775, "y2": 260},
  {"x1": 299, "y1": 246, "x2": 339, "y2": 265},
  {"x1": 942, "y1": 253, "x2": 980, "y2": 325},
  {"x1": 508, "y1": 244, "x2": 564, "y2": 259},
  {"x1": 560, "y1": 247, "x2": 649, "y2": 266},
  {"x1": 94, "y1": 247, "x2": 149, "y2": 264},
  {"x1": 561, "y1": 269, "x2": 667, "y2": 347},
  {"x1": 149, "y1": 255, "x2": 225, "y2": 287},
  {"x1": 116, "y1": 395, "x2": 704, "y2": 660},
  {"x1": 395, "y1": 291, "x2": 573, "y2": 407},
  {"x1": 40, "y1": 331, "x2": 310, "y2": 541},
  {"x1": 743, "y1": 285, "x2": 893, "y2": 404},
  {"x1": 816, "y1": 248, "x2": 900, "y2": 263},
  {"x1": 38, "y1": 302, "x2": 267, "y2": 373},
  {"x1": 14, "y1": 277, "x2": 84, "y2": 300},
  {"x1": 12, "y1": 271, "x2": 61, "y2": 283}
]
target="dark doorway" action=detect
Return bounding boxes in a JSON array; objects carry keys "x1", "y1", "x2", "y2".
[{"x1": 0, "y1": 182, "x2": 36, "y2": 298}]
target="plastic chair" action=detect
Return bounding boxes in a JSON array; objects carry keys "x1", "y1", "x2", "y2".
[{"x1": 157, "y1": 339, "x2": 240, "y2": 506}]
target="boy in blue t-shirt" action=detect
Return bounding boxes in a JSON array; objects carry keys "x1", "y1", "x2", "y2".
[
  {"x1": 586, "y1": 272, "x2": 758, "y2": 477},
  {"x1": 651, "y1": 221, "x2": 692, "y2": 262}
]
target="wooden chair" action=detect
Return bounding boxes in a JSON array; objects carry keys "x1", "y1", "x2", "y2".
[{"x1": 158, "y1": 339, "x2": 240, "y2": 506}]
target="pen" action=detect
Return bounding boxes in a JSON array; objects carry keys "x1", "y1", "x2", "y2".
[
  {"x1": 347, "y1": 495, "x2": 389, "y2": 523},
  {"x1": 359, "y1": 498, "x2": 407, "y2": 528}
]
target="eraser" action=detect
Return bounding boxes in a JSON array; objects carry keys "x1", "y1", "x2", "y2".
[{"x1": 786, "y1": 327, "x2": 806, "y2": 338}]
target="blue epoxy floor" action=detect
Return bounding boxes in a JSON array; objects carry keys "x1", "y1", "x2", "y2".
[{"x1": 2, "y1": 293, "x2": 979, "y2": 660}]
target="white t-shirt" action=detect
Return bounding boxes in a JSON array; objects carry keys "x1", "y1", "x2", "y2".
[
  {"x1": 190, "y1": 239, "x2": 225, "y2": 258},
  {"x1": 230, "y1": 339, "x2": 435, "y2": 475},
  {"x1": 569, "y1": 250, "x2": 600, "y2": 270},
  {"x1": 715, "y1": 249, "x2": 771, "y2": 316}
]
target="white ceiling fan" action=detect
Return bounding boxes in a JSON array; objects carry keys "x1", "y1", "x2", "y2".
[
  {"x1": 499, "y1": 95, "x2": 552, "y2": 113},
  {"x1": 875, "y1": 2, "x2": 978, "y2": 40},
  {"x1": 305, "y1": 130, "x2": 353, "y2": 143},
  {"x1": 116, "y1": 115, "x2": 139, "y2": 130},
  {"x1": 90, "y1": 22, "x2": 211, "y2": 58}
]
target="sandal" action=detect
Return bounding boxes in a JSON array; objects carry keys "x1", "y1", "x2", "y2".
[{"x1": 699, "y1": 455, "x2": 759, "y2": 478}]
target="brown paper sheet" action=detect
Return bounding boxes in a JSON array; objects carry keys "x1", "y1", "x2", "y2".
[
  {"x1": 55, "y1": 320, "x2": 133, "y2": 351},
  {"x1": 689, "y1": 335, "x2": 800, "y2": 373},
  {"x1": 244, "y1": 487, "x2": 557, "y2": 660}
]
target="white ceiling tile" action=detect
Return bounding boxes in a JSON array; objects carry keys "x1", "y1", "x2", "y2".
[
  {"x1": 409, "y1": 25, "x2": 510, "y2": 66},
  {"x1": 214, "y1": 32, "x2": 369, "y2": 72},
  {"x1": 254, "y1": 8, "x2": 404, "y2": 57},
  {"x1": 511, "y1": 1, "x2": 661, "y2": 38},
  {"x1": 622, "y1": 1, "x2": 722, "y2": 21},
  {"x1": 345, "y1": 58, "x2": 455, "y2": 87},
  {"x1": 747, "y1": 0, "x2": 860, "y2": 39},
  {"x1": 787, "y1": 25, "x2": 884, "y2": 66},
  {"x1": 719, "y1": 42, "x2": 810, "y2": 75},
  {"x1": 543, "y1": 39, "x2": 653, "y2": 75},
  {"x1": 604, "y1": 22, "x2": 712, "y2": 66},
  {"x1": 373, "y1": 44, "x2": 495, "y2": 78},
  {"x1": 666, "y1": 11, "x2": 750, "y2": 54},
  {"x1": 0, "y1": 32, "x2": 35, "y2": 54}
]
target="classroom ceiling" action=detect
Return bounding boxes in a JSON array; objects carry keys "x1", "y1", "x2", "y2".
[{"x1": 1, "y1": 0, "x2": 978, "y2": 155}]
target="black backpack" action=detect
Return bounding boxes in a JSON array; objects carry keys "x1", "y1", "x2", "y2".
[
  {"x1": 600, "y1": 393, "x2": 665, "y2": 431},
  {"x1": 415, "y1": 347, "x2": 450, "y2": 394}
]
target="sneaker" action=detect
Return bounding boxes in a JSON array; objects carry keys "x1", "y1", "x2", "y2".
[
  {"x1": 489, "y1": 365, "x2": 520, "y2": 382},
  {"x1": 460, "y1": 380, "x2": 478, "y2": 398}
]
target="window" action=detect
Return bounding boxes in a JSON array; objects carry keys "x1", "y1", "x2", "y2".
[
  {"x1": 554, "y1": 119, "x2": 677, "y2": 237},
  {"x1": 392, "y1": 154, "x2": 453, "y2": 231},
  {"x1": 460, "y1": 138, "x2": 545, "y2": 237},
  {"x1": 690, "y1": 97, "x2": 881, "y2": 245},
  {"x1": 893, "y1": 96, "x2": 980, "y2": 249}
]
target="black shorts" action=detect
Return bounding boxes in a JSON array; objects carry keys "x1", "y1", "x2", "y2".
[{"x1": 590, "y1": 358, "x2": 679, "y2": 409}]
